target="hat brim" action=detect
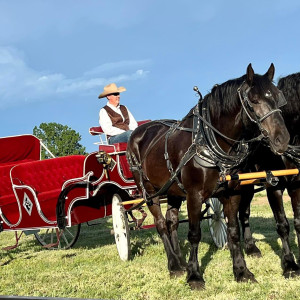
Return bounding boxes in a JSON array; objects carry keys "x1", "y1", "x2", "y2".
[{"x1": 98, "y1": 86, "x2": 126, "y2": 99}]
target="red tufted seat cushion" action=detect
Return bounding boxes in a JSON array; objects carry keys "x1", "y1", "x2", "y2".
[{"x1": 11, "y1": 155, "x2": 86, "y2": 196}]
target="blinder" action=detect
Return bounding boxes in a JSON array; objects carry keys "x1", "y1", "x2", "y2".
[{"x1": 277, "y1": 90, "x2": 287, "y2": 107}]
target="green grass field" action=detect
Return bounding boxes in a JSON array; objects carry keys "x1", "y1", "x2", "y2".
[{"x1": 1, "y1": 194, "x2": 300, "y2": 300}]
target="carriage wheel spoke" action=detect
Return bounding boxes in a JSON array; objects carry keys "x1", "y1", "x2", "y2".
[
  {"x1": 207, "y1": 198, "x2": 227, "y2": 248},
  {"x1": 34, "y1": 225, "x2": 81, "y2": 250}
]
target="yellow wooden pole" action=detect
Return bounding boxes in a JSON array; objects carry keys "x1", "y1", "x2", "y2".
[
  {"x1": 118, "y1": 198, "x2": 168, "y2": 206},
  {"x1": 221, "y1": 168, "x2": 299, "y2": 182},
  {"x1": 240, "y1": 179, "x2": 261, "y2": 185},
  {"x1": 119, "y1": 198, "x2": 144, "y2": 206}
]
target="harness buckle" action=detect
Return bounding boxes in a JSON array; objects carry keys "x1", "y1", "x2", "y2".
[{"x1": 266, "y1": 171, "x2": 279, "y2": 186}]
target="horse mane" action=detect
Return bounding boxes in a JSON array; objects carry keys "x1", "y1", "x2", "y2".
[
  {"x1": 183, "y1": 76, "x2": 245, "y2": 120},
  {"x1": 277, "y1": 72, "x2": 300, "y2": 142},
  {"x1": 205, "y1": 76, "x2": 245, "y2": 118},
  {"x1": 183, "y1": 71, "x2": 279, "y2": 121},
  {"x1": 278, "y1": 72, "x2": 300, "y2": 116},
  {"x1": 205, "y1": 73, "x2": 275, "y2": 118}
]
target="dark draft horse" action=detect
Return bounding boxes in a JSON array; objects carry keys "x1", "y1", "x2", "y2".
[
  {"x1": 127, "y1": 64, "x2": 290, "y2": 289},
  {"x1": 239, "y1": 72, "x2": 300, "y2": 277}
]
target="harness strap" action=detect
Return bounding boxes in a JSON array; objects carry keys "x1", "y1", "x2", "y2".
[
  {"x1": 259, "y1": 109, "x2": 282, "y2": 122},
  {"x1": 144, "y1": 143, "x2": 196, "y2": 202},
  {"x1": 164, "y1": 123, "x2": 187, "y2": 193},
  {"x1": 238, "y1": 81, "x2": 283, "y2": 135},
  {"x1": 284, "y1": 145, "x2": 300, "y2": 168}
]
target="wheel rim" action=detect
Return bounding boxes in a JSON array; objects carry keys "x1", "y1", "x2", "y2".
[
  {"x1": 34, "y1": 224, "x2": 81, "y2": 250},
  {"x1": 207, "y1": 198, "x2": 227, "y2": 248},
  {"x1": 112, "y1": 193, "x2": 130, "y2": 261}
]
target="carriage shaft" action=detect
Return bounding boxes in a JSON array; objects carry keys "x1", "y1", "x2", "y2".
[{"x1": 221, "y1": 168, "x2": 299, "y2": 182}]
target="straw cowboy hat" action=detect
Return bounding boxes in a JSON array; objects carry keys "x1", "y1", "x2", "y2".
[{"x1": 98, "y1": 83, "x2": 126, "y2": 99}]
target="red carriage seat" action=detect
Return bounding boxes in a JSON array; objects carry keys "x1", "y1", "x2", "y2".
[
  {"x1": 0, "y1": 134, "x2": 42, "y2": 224},
  {"x1": 10, "y1": 155, "x2": 86, "y2": 222},
  {"x1": 89, "y1": 120, "x2": 151, "y2": 180}
]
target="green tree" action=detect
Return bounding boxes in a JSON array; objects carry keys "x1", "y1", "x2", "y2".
[{"x1": 33, "y1": 122, "x2": 87, "y2": 159}]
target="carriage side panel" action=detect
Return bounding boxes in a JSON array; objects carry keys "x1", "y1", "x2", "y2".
[{"x1": 5, "y1": 155, "x2": 86, "y2": 230}]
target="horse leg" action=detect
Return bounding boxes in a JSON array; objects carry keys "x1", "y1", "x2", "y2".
[
  {"x1": 165, "y1": 195, "x2": 187, "y2": 275},
  {"x1": 186, "y1": 193, "x2": 205, "y2": 290},
  {"x1": 287, "y1": 187, "x2": 300, "y2": 265},
  {"x1": 223, "y1": 194, "x2": 256, "y2": 282},
  {"x1": 239, "y1": 185, "x2": 262, "y2": 257},
  {"x1": 147, "y1": 195, "x2": 186, "y2": 276},
  {"x1": 266, "y1": 188, "x2": 300, "y2": 277}
]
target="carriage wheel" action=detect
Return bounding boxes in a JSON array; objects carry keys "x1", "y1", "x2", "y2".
[
  {"x1": 207, "y1": 198, "x2": 227, "y2": 248},
  {"x1": 34, "y1": 224, "x2": 81, "y2": 250},
  {"x1": 112, "y1": 193, "x2": 131, "y2": 261}
]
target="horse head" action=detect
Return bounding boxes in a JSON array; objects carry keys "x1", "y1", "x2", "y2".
[{"x1": 240, "y1": 63, "x2": 290, "y2": 154}]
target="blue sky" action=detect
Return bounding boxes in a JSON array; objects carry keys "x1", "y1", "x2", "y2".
[{"x1": 0, "y1": 0, "x2": 299, "y2": 153}]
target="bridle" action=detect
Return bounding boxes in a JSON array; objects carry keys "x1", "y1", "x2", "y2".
[{"x1": 237, "y1": 81, "x2": 283, "y2": 139}]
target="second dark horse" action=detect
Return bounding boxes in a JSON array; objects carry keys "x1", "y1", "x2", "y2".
[
  {"x1": 239, "y1": 71, "x2": 300, "y2": 278},
  {"x1": 127, "y1": 64, "x2": 289, "y2": 289}
]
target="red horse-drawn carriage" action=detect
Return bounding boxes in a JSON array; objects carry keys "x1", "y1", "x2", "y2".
[
  {"x1": 0, "y1": 123, "x2": 227, "y2": 260},
  {"x1": 1, "y1": 124, "x2": 298, "y2": 261}
]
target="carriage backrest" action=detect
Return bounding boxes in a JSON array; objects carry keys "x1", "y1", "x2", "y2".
[
  {"x1": 0, "y1": 135, "x2": 41, "y2": 199},
  {"x1": 0, "y1": 134, "x2": 41, "y2": 165},
  {"x1": 11, "y1": 155, "x2": 86, "y2": 194}
]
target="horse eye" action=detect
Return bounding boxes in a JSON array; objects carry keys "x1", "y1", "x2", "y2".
[{"x1": 265, "y1": 91, "x2": 272, "y2": 98}]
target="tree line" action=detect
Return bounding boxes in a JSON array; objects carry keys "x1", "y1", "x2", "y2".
[{"x1": 33, "y1": 122, "x2": 87, "y2": 159}]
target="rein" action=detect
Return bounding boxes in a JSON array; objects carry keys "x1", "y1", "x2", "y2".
[{"x1": 283, "y1": 145, "x2": 300, "y2": 168}]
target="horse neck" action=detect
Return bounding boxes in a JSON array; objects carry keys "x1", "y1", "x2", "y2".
[
  {"x1": 208, "y1": 105, "x2": 243, "y2": 153},
  {"x1": 181, "y1": 104, "x2": 243, "y2": 153}
]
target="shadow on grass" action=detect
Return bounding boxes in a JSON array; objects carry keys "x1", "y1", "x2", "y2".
[
  {"x1": 0, "y1": 238, "x2": 41, "y2": 266},
  {"x1": 246, "y1": 215, "x2": 299, "y2": 264},
  {"x1": 2, "y1": 214, "x2": 299, "y2": 276}
]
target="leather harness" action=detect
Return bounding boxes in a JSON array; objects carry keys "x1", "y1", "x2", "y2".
[{"x1": 128, "y1": 82, "x2": 284, "y2": 205}]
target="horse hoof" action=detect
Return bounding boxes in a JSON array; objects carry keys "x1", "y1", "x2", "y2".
[
  {"x1": 283, "y1": 269, "x2": 300, "y2": 278},
  {"x1": 283, "y1": 259, "x2": 300, "y2": 278},
  {"x1": 245, "y1": 245, "x2": 262, "y2": 258},
  {"x1": 236, "y1": 270, "x2": 257, "y2": 283},
  {"x1": 170, "y1": 270, "x2": 186, "y2": 278},
  {"x1": 188, "y1": 280, "x2": 205, "y2": 290},
  {"x1": 237, "y1": 276, "x2": 257, "y2": 283}
]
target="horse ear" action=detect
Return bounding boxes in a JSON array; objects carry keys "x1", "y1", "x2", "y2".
[
  {"x1": 265, "y1": 63, "x2": 275, "y2": 81},
  {"x1": 246, "y1": 63, "x2": 254, "y2": 85}
]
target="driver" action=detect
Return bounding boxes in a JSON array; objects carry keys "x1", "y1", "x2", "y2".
[
  {"x1": 98, "y1": 83, "x2": 138, "y2": 145},
  {"x1": 98, "y1": 83, "x2": 147, "y2": 228}
]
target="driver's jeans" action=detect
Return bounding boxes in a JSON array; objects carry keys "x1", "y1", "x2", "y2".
[{"x1": 108, "y1": 130, "x2": 133, "y2": 145}]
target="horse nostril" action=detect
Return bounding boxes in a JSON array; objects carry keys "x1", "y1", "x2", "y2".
[
  {"x1": 275, "y1": 137, "x2": 281, "y2": 147},
  {"x1": 274, "y1": 132, "x2": 290, "y2": 151}
]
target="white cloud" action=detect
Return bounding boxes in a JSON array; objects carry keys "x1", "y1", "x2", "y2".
[
  {"x1": 0, "y1": 47, "x2": 150, "y2": 108},
  {"x1": 83, "y1": 60, "x2": 151, "y2": 77}
]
